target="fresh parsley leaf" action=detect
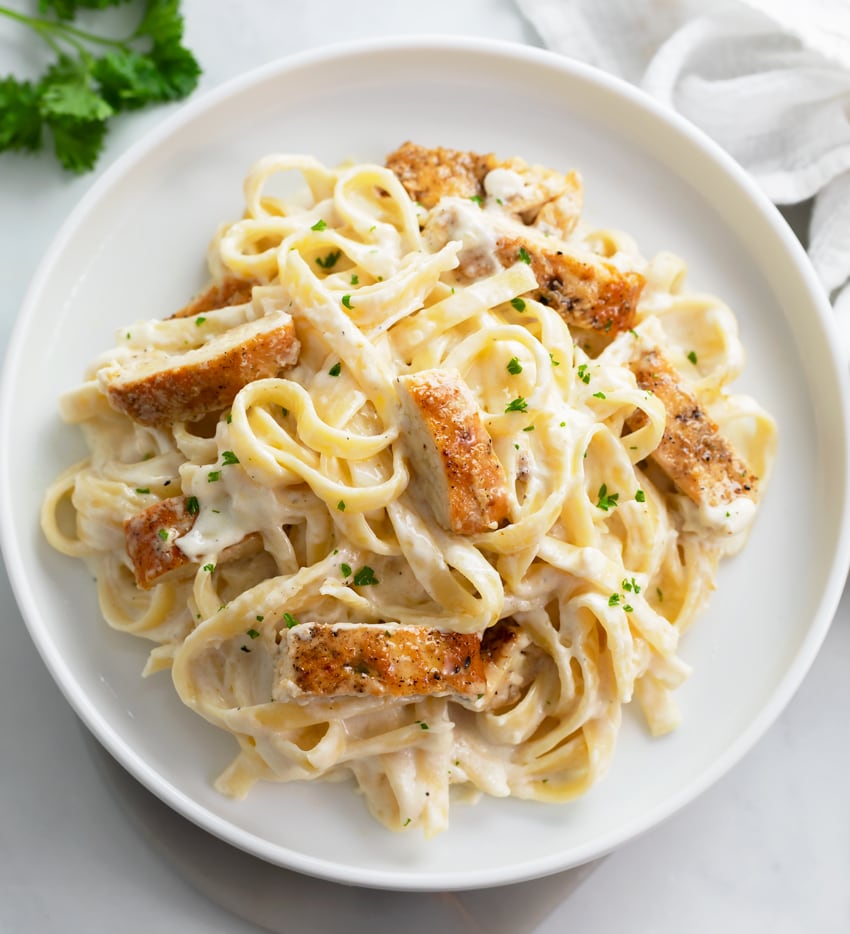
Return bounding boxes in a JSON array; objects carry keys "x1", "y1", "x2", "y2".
[
  {"x1": 505, "y1": 396, "x2": 528, "y2": 413},
  {"x1": 283, "y1": 612, "x2": 299, "y2": 628},
  {"x1": 340, "y1": 562, "x2": 352, "y2": 577},
  {"x1": 39, "y1": 55, "x2": 113, "y2": 120},
  {"x1": 507, "y1": 357, "x2": 522, "y2": 375},
  {"x1": 49, "y1": 115, "x2": 108, "y2": 173},
  {"x1": 0, "y1": 78, "x2": 43, "y2": 152},
  {"x1": 518, "y1": 246, "x2": 531, "y2": 264},
  {"x1": 221, "y1": 450, "x2": 239, "y2": 465},
  {"x1": 328, "y1": 362, "x2": 342, "y2": 377},
  {"x1": 310, "y1": 218, "x2": 328, "y2": 231},
  {"x1": 510, "y1": 297, "x2": 526, "y2": 312},
  {"x1": 315, "y1": 249, "x2": 341, "y2": 270},
  {"x1": 185, "y1": 495, "x2": 199, "y2": 514},
  {"x1": 353, "y1": 566, "x2": 379, "y2": 586},
  {"x1": 596, "y1": 483, "x2": 619, "y2": 511}
]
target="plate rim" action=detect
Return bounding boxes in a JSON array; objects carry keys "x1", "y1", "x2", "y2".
[{"x1": 3, "y1": 34, "x2": 850, "y2": 891}]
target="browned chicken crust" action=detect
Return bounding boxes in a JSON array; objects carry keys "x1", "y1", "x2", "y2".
[
  {"x1": 398, "y1": 368, "x2": 509, "y2": 534},
  {"x1": 103, "y1": 314, "x2": 299, "y2": 427},
  {"x1": 124, "y1": 497, "x2": 197, "y2": 589},
  {"x1": 281, "y1": 623, "x2": 487, "y2": 698},
  {"x1": 124, "y1": 496, "x2": 261, "y2": 589},
  {"x1": 386, "y1": 140, "x2": 582, "y2": 232},
  {"x1": 494, "y1": 237, "x2": 643, "y2": 333},
  {"x1": 386, "y1": 141, "x2": 497, "y2": 209},
  {"x1": 627, "y1": 349, "x2": 758, "y2": 508},
  {"x1": 170, "y1": 277, "x2": 255, "y2": 320}
]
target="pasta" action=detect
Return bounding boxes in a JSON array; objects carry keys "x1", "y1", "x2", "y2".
[{"x1": 42, "y1": 143, "x2": 776, "y2": 835}]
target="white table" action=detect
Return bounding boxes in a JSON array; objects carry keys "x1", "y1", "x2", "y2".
[{"x1": 2, "y1": 2, "x2": 848, "y2": 930}]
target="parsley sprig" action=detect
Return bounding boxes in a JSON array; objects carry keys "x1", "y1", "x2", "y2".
[{"x1": 0, "y1": 0, "x2": 201, "y2": 173}]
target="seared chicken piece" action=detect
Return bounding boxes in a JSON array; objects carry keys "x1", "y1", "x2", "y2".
[
  {"x1": 170, "y1": 277, "x2": 255, "y2": 320},
  {"x1": 124, "y1": 496, "x2": 262, "y2": 590},
  {"x1": 386, "y1": 141, "x2": 496, "y2": 208},
  {"x1": 276, "y1": 622, "x2": 486, "y2": 698},
  {"x1": 627, "y1": 349, "x2": 758, "y2": 508},
  {"x1": 423, "y1": 200, "x2": 643, "y2": 334},
  {"x1": 493, "y1": 235, "x2": 643, "y2": 334},
  {"x1": 386, "y1": 141, "x2": 583, "y2": 233},
  {"x1": 398, "y1": 368, "x2": 509, "y2": 535},
  {"x1": 101, "y1": 312, "x2": 299, "y2": 427}
]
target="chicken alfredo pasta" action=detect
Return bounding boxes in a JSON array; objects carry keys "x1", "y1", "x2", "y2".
[{"x1": 42, "y1": 143, "x2": 776, "y2": 835}]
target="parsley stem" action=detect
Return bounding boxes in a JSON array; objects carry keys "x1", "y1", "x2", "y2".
[{"x1": 0, "y1": 6, "x2": 129, "y2": 50}]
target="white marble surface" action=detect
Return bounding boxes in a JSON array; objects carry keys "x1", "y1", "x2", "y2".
[{"x1": 1, "y1": 1, "x2": 848, "y2": 931}]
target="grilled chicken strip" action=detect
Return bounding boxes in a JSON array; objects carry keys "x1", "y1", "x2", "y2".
[
  {"x1": 124, "y1": 496, "x2": 261, "y2": 589},
  {"x1": 386, "y1": 140, "x2": 583, "y2": 233},
  {"x1": 424, "y1": 199, "x2": 643, "y2": 334},
  {"x1": 169, "y1": 277, "x2": 255, "y2": 320},
  {"x1": 398, "y1": 368, "x2": 509, "y2": 535},
  {"x1": 101, "y1": 311, "x2": 299, "y2": 427},
  {"x1": 627, "y1": 348, "x2": 758, "y2": 509},
  {"x1": 276, "y1": 623, "x2": 487, "y2": 699}
]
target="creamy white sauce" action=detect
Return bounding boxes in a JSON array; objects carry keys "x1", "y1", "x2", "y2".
[{"x1": 483, "y1": 167, "x2": 531, "y2": 204}]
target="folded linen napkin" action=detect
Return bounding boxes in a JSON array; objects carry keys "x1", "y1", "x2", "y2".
[{"x1": 515, "y1": 0, "x2": 850, "y2": 345}]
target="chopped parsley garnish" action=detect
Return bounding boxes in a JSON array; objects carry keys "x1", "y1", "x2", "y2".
[
  {"x1": 350, "y1": 273, "x2": 359, "y2": 285},
  {"x1": 221, "y1": 450, "x2": 239, "y2": 465},
  {"x1": 135, "y1": 487, "x2": 150, "y2": 495},
  {"x1": 510, "y1": 297, "x2": 526, "y2": 312},
  {"x1": 195, "y1": 316, "x2": 206, "y2": 326},
  {"x1": 256, "y1": 615, "x2": 264, "y2": 622},
  {"x1": 505, "y1": 396, "x2": 528, "y2": 413},
  {"x1": 622, "y1": 577, "x2": 641, "y2": 593},
  {"x1": 202, "y1": 563, "x2": 215, "y2": 573},
  {"x1": 157, "y1": 528, "x2": 169, "y2": 541},
  {"x1": 507, "y1": 356, "x2": 523, "y2": 375},
  {"x1": 577, "y1": 363, "x2": 590, "y2": 384},
  {"x1": 283, "y1": 612, "x2": 299, "y2": 628},
  {"x1": 608, "y1": 593, "x2": 620, "y2": 607},
  {"x1": 353, "y1": 566, "x2": 379, "y2": 586},
  {"x1": 225, "y1": 412, "x2": 232, "y2": 424},
  {"x1": 337, "y1": 499, "x2": 346, "y2": 511},
  {"x1": 340, "y1": 562, "x2": 352, "y2": 577},
  {"x1": 341, "y1": 294, "x2": 353, "y2": 309},
  {"x1": 315, "y1": 249, "x2": 341, "y2": 269},
  {"x1": 417, "y1": 721, "x2": 429, "y2": 730},
  {"x1": 246, "y1": 628, "x2": 260, "y2": 639},
  {"x1": 185, "y1": 495, "x2": 199, "y2": 515},
  {"x1": 469, "y1": 194, "x2": 483, "y2": 206},
  {"x1": 311, "y1": 219, "x2": 327, "y2": 231},
  {"x1": 623, "y1": 604, "x2": 634, "y2": 613},
  {"x1": 635, "y1": 489, "x2": 646, "y2": 503},
  {"x1": 328, "y1": 361, "x2": 342, "y2": 377},
  {"x1": 280, "y1": 407, "x2": 289, "y2": 417},
  {"x1": 596, "y1": 483, "x2": 619, "y2": 511},
  {"x1": 550, "y1": 354, "x2": 560, "y2": 366},
  {"x1": 518, "y1": 246, "x2": 531, "y2": 264},
  {"x1": 207, "y1": 470, "x2": 220, "y2": 482},
  {"x1": 687, "y1": 350, "x2": 698, "y2": 365},
  {"x1": 592, "y1": 391, "x2": 607, "y2": 399},
  {"x1": 522, "y1": 424, "x2": 535, "y2": 432}
]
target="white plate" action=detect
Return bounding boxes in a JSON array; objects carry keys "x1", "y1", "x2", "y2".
[{"x1": 3, "y1": 37, "x2": 849, "y2": 891}]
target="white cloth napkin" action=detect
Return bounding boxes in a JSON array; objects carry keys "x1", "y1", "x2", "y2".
[{"x1": 515, "y1": 0, "x2": 850, "y2": 333}]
